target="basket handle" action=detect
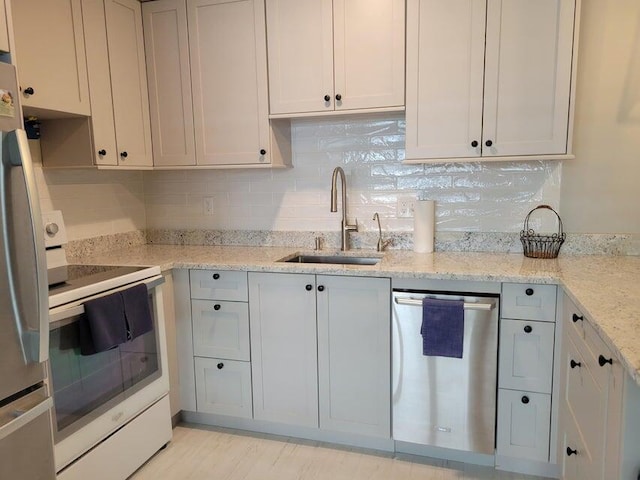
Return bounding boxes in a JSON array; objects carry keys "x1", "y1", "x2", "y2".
[{"x1": 523, "y1": 205, "x2": 564, "y2": 236}]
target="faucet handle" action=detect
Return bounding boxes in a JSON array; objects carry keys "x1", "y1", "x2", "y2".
[{"x1": 345, "y1": 218, "x2": 358, "y2": 232}]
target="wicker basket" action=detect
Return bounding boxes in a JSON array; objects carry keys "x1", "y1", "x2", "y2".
[{"x1": 520, "y1": 205, "x2": 565, "y2": 259}]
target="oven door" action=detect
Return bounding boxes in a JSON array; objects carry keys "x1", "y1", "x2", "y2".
[{"x1": 48, "y1": 275, "x2": 169, "y2": 472}]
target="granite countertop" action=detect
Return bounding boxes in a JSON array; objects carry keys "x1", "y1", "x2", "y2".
[{"x1": 75, "y1": 244, "x2": 640, "y2": 386}]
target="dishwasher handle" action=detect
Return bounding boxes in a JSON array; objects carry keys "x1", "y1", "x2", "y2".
[{"x1": 393, "y1": 296, "x2": 495, "y2": 311}]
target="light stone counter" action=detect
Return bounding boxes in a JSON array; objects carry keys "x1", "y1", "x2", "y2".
[{"x1": 75, "y1": 244, "x2": 640, "y2": 386}]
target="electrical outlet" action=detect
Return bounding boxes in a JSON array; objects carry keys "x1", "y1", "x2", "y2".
[
  {"x1": 397, "y1": 195, "x2": 415, "y2": 218},
  {"x1": 203, "y1": 197, "x2": 215, "y2": 215}
]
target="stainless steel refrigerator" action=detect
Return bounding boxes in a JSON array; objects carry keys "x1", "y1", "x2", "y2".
[{"x1": 0, "y1": 61, "x2": 56, "y2": 479}]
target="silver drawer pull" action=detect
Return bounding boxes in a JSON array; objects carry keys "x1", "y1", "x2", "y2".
[{"x1": 394, "y1": 297, "x2": 495, "y2": 311}]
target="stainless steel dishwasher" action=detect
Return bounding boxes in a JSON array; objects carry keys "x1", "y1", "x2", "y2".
[{"x1": 392, "y1": 289, "x2": 499, "y2": 455}]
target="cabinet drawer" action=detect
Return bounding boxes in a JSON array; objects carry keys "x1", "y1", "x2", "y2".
[
  {"x1": 499, "y1": 319, "x2": 555, "y2": 394},
  {"x1": 501, "y1": 283, "x2": 557, "y2": 322},
  {"x1": 195, "y1": 357, "x2": 252, "y2": 418},
  {"x1": 190, "y1": 270, "x2": 248, "y2": 301},
  {"x1": 192, "y1": 300, "x2": 250, "y2": 361},
  {"x1": 496, "y1": 389, "x2": 551, "y2": 462}
]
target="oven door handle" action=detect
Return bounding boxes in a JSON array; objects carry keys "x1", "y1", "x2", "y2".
[{"x1": 49, "y1": 275, "x2": 165, "y2": 326}]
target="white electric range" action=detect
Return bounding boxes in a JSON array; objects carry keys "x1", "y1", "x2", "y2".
[{"x1": 42, "y1": 211, "x2": 172, "y2": 480}]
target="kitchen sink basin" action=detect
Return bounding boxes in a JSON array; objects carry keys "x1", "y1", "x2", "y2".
[{"x1": 279, "y1": 254, "x2": 382, "y2": 266}]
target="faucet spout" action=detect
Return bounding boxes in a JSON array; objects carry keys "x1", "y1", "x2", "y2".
[{"x1": 330, "y1": 167, "x2": 358, "y2": 251}]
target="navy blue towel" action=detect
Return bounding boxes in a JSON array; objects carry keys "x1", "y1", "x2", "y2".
[
  {"x1": 420, "y1": 297, "x2": 464, "y2": 358},
  {"x1": 79, "y1": 291, "x2": 127, "y2": 355},
  {"x1": 122, "y1": 283, "x2": 154, "y2": 340}
]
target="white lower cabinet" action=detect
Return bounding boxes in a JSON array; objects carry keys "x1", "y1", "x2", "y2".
[
  {"x1": 558, "y1": 293, "x2": 624, "y2": 480},
  {"x1": 496, "y1": 283, "x2": 558, "y2": 476},
  {"x1": 248, "y1": 272, "x2": 319, "y2": 427},
  {"x1": 248, "y1": 272, "x2": 391, "y2": 437},
  {"x1": 496, "y1": 389, "x2": 551, "y2": 462},
  {"x1": 317, "y1": 275, "x2": 391, "y2": 438},
  {"x1": 186, "y1": 270, "x2": 252, "y2": 417},
  {"x1": 194, "y1": 357, "x2": 252, "y2": 418}
]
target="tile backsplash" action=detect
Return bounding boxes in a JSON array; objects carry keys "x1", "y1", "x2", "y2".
[{"x1": 144, "y1": 114, "x2": 562, "y2": 235}]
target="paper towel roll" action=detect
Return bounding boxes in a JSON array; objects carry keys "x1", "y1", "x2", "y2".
[{"x1": 414, "y1": 200, "x2": 435, "y2": 253}]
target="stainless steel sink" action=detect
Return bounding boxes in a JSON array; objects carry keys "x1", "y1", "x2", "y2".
[{"x1": 279, "y1": 254, "x2": 381, "y2": 266}]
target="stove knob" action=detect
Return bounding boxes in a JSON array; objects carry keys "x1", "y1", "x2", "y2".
[{"x1": 45, "y1": 222, "x2": 59, "y2": 236}]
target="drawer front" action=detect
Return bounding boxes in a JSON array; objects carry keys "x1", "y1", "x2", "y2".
[
  {"x1": 190, "y1": 270, "x2": 248, "y2": 301},
  {"x1": 501, "y1": 283, "x2": 557, "y2": 322},
  {"x1": 498, "y1": 319, "x2": 555, "y2": 394},
  {"x1": 195, "y1": 357, "x2": 252, "y2": 418},
  {"x1": 192, "y1": 300, "x2": 250, "y2": 361},
  {"x1": 496, "y1": 389, "x2": 551, "y2": 462}
]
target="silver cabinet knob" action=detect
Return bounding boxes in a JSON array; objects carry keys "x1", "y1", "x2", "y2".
[{"x1": 45, "y1": 222, "x2": 59, "y2": 236}]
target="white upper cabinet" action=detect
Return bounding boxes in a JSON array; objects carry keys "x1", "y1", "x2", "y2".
[
  {"x1": 188, "y1": 0, "x2": 271, "y2": 166},
  {"x1": 144, "y1": 0, "x2": 289, "y2": 168},
  {"x1": 142, "y1": 0, "x2": 196, "y2": 167},
  {"x1": 104, "y1": 0, "x2": 153, "y2": 167},
  {"x1": 83, "y1": 0, "x2": 153, "y2": 167},
  {"x1": 405, "y1": 0, "x2": 578, "y2": 162},
  {"x1": 11, "y1": 0, "x2": 90, "y2": 116},
  {"x1": 266, "y1": 0, "x2": 405, "y2": 116}
]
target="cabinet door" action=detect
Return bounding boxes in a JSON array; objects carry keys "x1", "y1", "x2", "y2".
[
  {"x1": 188, "y1": 0, "x2": 270, "y2": 166},
  {"x1": 12, "y1": 0, "x2": 90, "y2": 116},
  {"x1": 405, "y1": 0, "x2": 485, "y2": 160},
  {"x1": 105, "y1": 0, "x2": 153, "y2": 167},
  {"x1": 265, "y1": 0, "x2": 334, "y2": 115},
  {"x1": 333, "y1": 0, "x2": 405, "y2": 111},
  {"x1": 499, "y1": 319, "x2": 555, "y2": 394},
  {"x1": 496, "y1": 389, "x2": 551, "y2": 462},
  {"x1": 143, "y1": 0, "x2": 196, "y2": 167},
  {"x1": 248, "y1": 272, "x2": 318, "y2": 427},
  {"x1": 195, "y1": 357, "x2": 252, "y2": 418},
  {"x1": 82, "y1": 0, "x2": 118, "y2": 166},
  {"x1": 561, "y1": 410, "x2": 596, "y2": 480},
  {"x1": 563, "y1": 335, "x2": 607, "y2": 478},
  {"x1": 483, "y1": 0, "x2": 575, "y2": 156},
  {"x1": 317, "y1": 276, "x2": 391, "y2": 438}
]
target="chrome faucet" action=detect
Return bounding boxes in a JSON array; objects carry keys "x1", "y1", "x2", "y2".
[
  {"x1": 330, "y1": 166, "x2": 358, "y2": 251},
  {"x1": 373, "y1": 212, "x2": 390, "y2": 252}
]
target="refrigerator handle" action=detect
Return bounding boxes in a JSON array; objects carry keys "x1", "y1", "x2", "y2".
[{"x1": 5, "y1": 129, "x2": 49, "y2": 364}]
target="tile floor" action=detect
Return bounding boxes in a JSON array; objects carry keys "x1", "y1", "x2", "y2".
[{"x1": 131, "y1": 424, "x2": 549, "y2": 480}]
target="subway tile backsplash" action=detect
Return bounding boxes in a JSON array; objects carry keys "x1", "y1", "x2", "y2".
[{"x1": 144, "y1": 114, "x2": 562, "y2": 235}]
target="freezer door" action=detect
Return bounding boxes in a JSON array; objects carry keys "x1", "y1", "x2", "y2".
[
  {"x1": 0, "y1": 387, "x2": 56, "y2": 479},
  {"x1": 0, "y1": 129, "x2": 49, "y2": 400}
]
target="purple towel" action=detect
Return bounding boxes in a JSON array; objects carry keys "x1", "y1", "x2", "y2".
[
  {"x1": 122, "y1": 283, "x2": 154, "y2": 340},
  {"x1": 420, "y1": 297, "x2": 464, "y2": 358},
  {"x1": 79, "y1": 290, "x2": 127, "y2": 355}
]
